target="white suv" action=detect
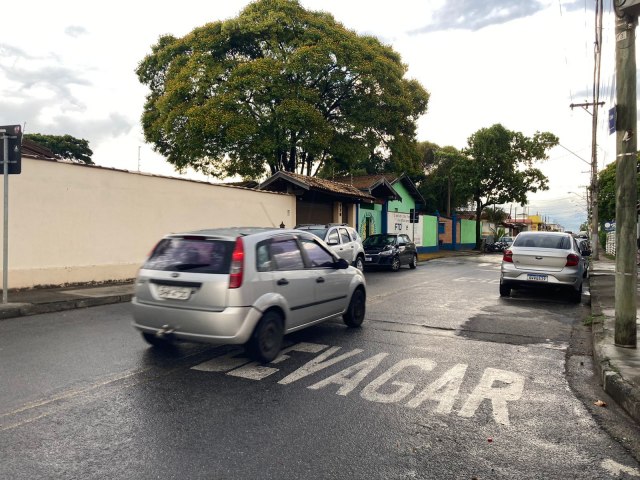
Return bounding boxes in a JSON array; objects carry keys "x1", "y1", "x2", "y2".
[
  {"x1": 132, "y1": 227, "x2": 366, "y2": 362},
  {"x1": 295, "y1": 224, "x2": 365, "y2": 270}
]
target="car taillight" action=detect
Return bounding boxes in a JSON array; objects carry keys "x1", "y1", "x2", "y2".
[
  {"x1": 503, "y1": 250, "x2": 513, "y2": 263},
  {"x1": 566, "y1": 253, "x2": 580, "y2": 267},
  {"x1": 229, "y1": 237, "x2": 244, "y2": 289}
]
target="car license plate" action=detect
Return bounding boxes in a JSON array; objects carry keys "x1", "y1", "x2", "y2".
[
  {"x1": 157, "y1": 285, "x2": 191, "y2": 300},
  {"x1": 365, "y1": 256, "x2": 372, "y2": 262},
  {"x1": 527, "y1": 274, "x2": 548, "y2": 282}
]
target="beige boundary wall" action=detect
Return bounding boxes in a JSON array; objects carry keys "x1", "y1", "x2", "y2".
[{"x1": 4, "y1": 158, "x2": 297, "y2": 289}]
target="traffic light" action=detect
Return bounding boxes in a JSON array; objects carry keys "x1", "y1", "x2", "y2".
[{"x1": 0, "y1": 125, "x2": 22, "y2": 174}]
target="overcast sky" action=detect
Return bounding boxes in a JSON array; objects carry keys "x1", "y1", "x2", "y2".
[{"x1": 0, "y1": 0, "x2": 624, "y2": 231}]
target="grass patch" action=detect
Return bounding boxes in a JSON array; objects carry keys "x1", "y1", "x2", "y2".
[{"x1": 584, "y1": 314, "x2": 604, "y2": 326}]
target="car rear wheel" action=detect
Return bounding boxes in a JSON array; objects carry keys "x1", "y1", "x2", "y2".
[
  {"x1": 246, "y1": 311, "x2": 284, "y2": 363},
  {"x1": 354, "y1": 255, "x2": 364, "y2": 271},
  {"x1": 390, "y1": 256, "x2": 401, "y2": 271},
  {"x1": 499, "y1": 283, "x2": 511, "y2": 297},
  {"x1": 409, "y1": 253, "x2": 417, "y2": 269},
  {"x1": 571, "y1": 283, "x2": 583, "y2": 304},
  {"x1": 343, "y1": 288, "x2": 366, "y2": 327},
  {"x1": 141, "y1": 332, "x2": 174, "y2": 348}
]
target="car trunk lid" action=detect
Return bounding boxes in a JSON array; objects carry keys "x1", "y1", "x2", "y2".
[{"x1": 512, "y1": 248, "x2": 568, "y2": 272}]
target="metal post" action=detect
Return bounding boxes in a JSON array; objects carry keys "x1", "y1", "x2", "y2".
[
  {"x1": 3, "y1": 134, "x2": 8, "y2": 304},
  {"x1": 614, "y1": 14, "x2": 637, "y2": 348}
]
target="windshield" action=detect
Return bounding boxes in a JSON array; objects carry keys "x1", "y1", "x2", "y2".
[
  {"x1": 512, "y1": 234, "x2": 571, "y2": 249},
  {"x1": 143, "y1": 237, "x2": 234, "y2": 273},
  {"x1": 363, "y1": 235, "x2": 396, "y2": 247}
]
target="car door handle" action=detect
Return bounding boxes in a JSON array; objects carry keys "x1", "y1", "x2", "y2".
[
  {"x1": 316, "y1": 277, "x2": 325, "y2": 283},
  {"x1": 277, "y1": 278, "x2": 289, "y2": 286}
]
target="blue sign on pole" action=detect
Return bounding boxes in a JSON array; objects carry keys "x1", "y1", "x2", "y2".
[{"x1": 609, "y1": 107, "x2": 616, "y2": 135}]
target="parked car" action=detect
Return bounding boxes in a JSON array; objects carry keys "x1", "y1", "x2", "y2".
[
  {"x1": 132, "y1": 227, "x2": 366, "y2": 362},
  {"x1": 362, "y1": 233, "x2": 418, "y2": 271},
  {"x1": 499, "y1": 231, "x2": 587, "y2": 303},
  {"x1": 498, "y1": 235, "x2": 514, "y2": 247},
  {"x1": 295, "y1": 223, "x2": 365, "y2": 270},
  {"x1": 576, "y1": 238, "x2": 591, "y2": 277}
]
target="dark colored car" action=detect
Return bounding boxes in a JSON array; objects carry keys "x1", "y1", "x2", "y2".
[{"x1": 362, "y1": 233, "x2": 418, "y2": 271}]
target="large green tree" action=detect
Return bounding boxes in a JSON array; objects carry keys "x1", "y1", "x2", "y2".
[
  {"x1": 416, "y1": 142, "x2": 473, "y2": 216},
  {"x1": 136, "y1": 0, "x2": 429, "y2": 180},
  {"x1": 24, "y1": 133, "x2": 94, "y2": 164},
  {"x1": 459, "y1": 124, "x2": 558, "y2": 248},
  {"x1": 597, "y1": 155, "x2": 640, "y2": 223}
]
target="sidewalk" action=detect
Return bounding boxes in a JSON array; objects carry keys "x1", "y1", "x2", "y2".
[
  {"x1": 0, "y1": 282, "x2": 134, "y2": 320},
  {"x1": 589, "y1": 256, "x2": 640, "y2": 423}
]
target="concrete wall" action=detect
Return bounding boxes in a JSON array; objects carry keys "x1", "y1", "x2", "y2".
[{"x1": 4, "y1": 158, "x2": 296, "y2": 288}]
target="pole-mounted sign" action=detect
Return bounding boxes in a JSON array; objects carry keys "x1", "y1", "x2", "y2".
[{"x1": 0, "y1": 124, "x2": 22, "y2": 174}]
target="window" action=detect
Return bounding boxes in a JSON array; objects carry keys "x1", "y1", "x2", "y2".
[
  {"x1": 438, "y1": 222, "x2": 445, "y2": 234},
  {"x1": 300, "y1": 238, "x2": 335, "y2": 268},
  {"x1": 339, "y1": 228, "x2": 351, "y2": 244},
  {"x1": 270, "y1": 239, "x2": 305, "y2": 270},
  {"x1": 400, "y1": 235, "x2": 411, "y2": 244},
  {"x1": 326, "y1": 229, "x2": 340, "y2": 245},
  {"x1": 143, "y1": 238, "x2": 233, "y2": 274},
  {"x1": 256, "y1": 242, "x2": 272, "y2": 272}
]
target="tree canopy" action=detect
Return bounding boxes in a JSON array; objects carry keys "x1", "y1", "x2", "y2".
[
  {"x1": 136, "y1": 0, "x2": 429, "y2": 180},
  {"x1": 458, "y1": 124, "x2": 558, "y2": 248},
  {"x1": 597, "y1": 156, "x2": 640, "y2": 223},
  {"x1": 415, "y1": 142, "x2": 473, "y2": 216},
  {"x1": 24, "y1": 133, "x2": 94, "y2": 164}
]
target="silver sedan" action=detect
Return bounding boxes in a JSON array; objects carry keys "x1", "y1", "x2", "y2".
[{"x1": 499, "y1": 231, "x2": 588, "y2": 303}]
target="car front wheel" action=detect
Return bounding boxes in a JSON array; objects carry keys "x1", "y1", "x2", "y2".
[
  {"x1": 354, "y1": 255, "x2": 364, "y2": 271},
  {"x1": 343, "y1": 288, "x2": 366, "y2": 327},
  {"x1": 390, "y1": 256, "x2": 401, "y2": 271},
  {"x1": 409, "y1": 253, "x2": 417, "y2": 269},
  {"x1": 246, "y1": 311, "x2": 284, "y2": 363}
]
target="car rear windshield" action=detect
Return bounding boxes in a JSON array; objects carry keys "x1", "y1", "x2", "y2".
[
  {"x1": 143, "y1": 237, "x2": 234, "y2": 273},
  {"x1": 513, "y1": 235, "x2": 571, "y2": 249},
  {"x1": 363, "y1": 235, "x2": 396, "y2": 247}
]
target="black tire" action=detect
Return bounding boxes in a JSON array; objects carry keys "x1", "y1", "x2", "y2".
[
  {"x1": 246, "y1": 311, "x2": 284, "y2": 363},
  {"x1": 354, "y1": 255, "x2": 365, "y2": 271},
  {"x1": 343, "y1": 288, "x2": 366, "y2": 328},
  {"x1": 409, "y1": 253, "x2": 418, "y2": 269},
  {"x1": 499, "y1": 283, "x2": 511, "y2": 297},
  {"x1": 571, "y1": 283, "x2": 583, "y2": 304},
  {"x1": 141, "y1": 332, "x2": 173, "y2": 348},
  {"x1": 390, "y1": 256, "x2": 401, "y2": 272}
]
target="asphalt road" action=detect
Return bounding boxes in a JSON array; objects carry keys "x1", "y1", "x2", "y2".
[{"x1": 1, "y1": 255, "x2": 639, "y2": 479}]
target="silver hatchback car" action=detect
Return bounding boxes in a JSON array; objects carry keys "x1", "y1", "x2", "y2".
[
  {"x1": 500, "y1": 231, "x2": 588, "y2": 303},
  {"x1": 132, "y1": 227, "x2": 366, "y2": 362}
]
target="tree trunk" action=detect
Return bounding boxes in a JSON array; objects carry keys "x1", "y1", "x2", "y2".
[{"x1": 475, "y1": 199, "x2": 483, "y2": 250}]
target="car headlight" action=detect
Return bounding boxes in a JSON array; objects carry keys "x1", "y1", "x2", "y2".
[{"x1": 379, "y1": 247, "x2": 394, "y2": 256}]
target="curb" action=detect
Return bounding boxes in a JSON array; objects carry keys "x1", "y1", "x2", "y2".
[
  {"x1": 0, "y1": 294, "x2": 133, "y2": 321},
  {"x1": 589, "y1": 275, "x2": 640, "y2": 424}
]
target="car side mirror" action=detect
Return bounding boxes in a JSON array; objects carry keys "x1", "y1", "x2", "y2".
[{"x1": 335, "y1": 258, "x2": 349, "y2": 269}]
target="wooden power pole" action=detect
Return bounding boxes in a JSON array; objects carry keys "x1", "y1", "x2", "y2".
[{"x1": 614, "y1": 11, "x2": 637, "y2": 348}]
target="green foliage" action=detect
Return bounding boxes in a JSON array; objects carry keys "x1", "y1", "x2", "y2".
[
  {"x1": 24, "y1": 133, "x2": 94, "y2": 164},
  {"x1": 483, "y1": 207, "x2": 508, "y2": 237},
  {"x1": 597, "y1": 157, "x2": 640, "y2": 224},
  {"x1": 416, "y1": 142, "x2": 473, "y2": 215},
  {"x1": 457, "y1": 124, "x2": 558, "y2": 247},
  {"x1": 136, "y1": 0, "x2": 429, "y2": 179}
]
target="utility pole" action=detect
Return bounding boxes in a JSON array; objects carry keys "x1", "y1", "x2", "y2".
[{"x1": 614, "y1": 9, "x2": 637, "y2": 348}]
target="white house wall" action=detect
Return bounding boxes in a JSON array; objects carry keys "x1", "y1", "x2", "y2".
[{"x1": 3, "y1": 158, "x2": 296, "y2": 288}]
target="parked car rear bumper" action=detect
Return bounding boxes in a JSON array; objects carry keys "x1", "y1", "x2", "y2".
[
  {"x1": 500, "y1": 268, "x2": 582, "y2": 291},
  {"x1": 132, "y1": 298, "x2": 261, "y2": 344}
]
